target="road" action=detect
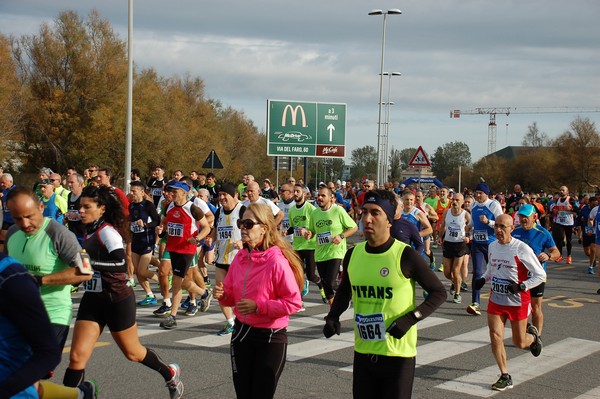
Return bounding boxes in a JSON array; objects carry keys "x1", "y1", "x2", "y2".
[{"x1": 52, "y1": 240, "x2": 600, "y2": 399}]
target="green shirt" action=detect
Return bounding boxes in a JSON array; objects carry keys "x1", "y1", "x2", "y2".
[
  {"x1": 288, "y1": 201, "x2": 317, "y2": 251},
  {"x1": 5, "y1": 218, "x2": 82, "y2": 326},
  {"x1": 349, "y1": 240, "x2": 417, "y2": 357},
  {"x1": 309, "y1": 204, "x2": 356, "y2": 262}
]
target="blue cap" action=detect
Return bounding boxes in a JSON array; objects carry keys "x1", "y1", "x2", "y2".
[
  {"x1": 517, "y1": 203, "x2": 536, "y2": 217},
  {"x1": 475, "y1": 182, "x2": 490, "y2": 196},
  {"x1": 167, "y1": 181, "x2": 190, "y2": 192}
]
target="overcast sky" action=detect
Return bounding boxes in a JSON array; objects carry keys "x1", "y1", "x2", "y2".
[{"x1": 1, "y1": 0, "x2": 599, "y2": 163}]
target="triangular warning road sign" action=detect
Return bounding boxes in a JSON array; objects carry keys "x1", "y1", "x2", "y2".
[
  {"x1": 202, "y1": 149, "x2": 224, "y2": 169},
  {"x1": 408, "y1": 146, "x2": 431, "y2": 167}
]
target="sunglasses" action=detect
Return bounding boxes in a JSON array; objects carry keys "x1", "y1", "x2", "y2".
[{"x1": 237, "y1": 219, "x2": 260, "y2": 229}]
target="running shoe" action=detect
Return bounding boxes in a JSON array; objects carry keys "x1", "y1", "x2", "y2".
[
  {"x1": 589, "y1": 267, "x2": 595, "y2": 274},
  {"x1": 167, "y1": 363, "x2": 184, "y2": 399},
  {"x1": 204, "y1": 278, "x2": 212, "y2": 288},
  {"x1": 555, "y1": 256, "x2": 564, "y2": 263},
  {"x1": 180, "y1": 296, "x2": 191, "y2": 309},
  {"x1": 466, "y1": 302, "x2": 481, "y2": 316},
  {"x1": 78, "y1": 379, "x2": 98, "y2": 399},
  {"x1": 319, "y1": 287, "x2": 327, "y2": 303},
  {"x1": 301, "y1": 279, "x2": 310, "y2": 297},
  {"x1": 453, "y1": 293, "x2": 462, "y2": 304},
  {"x1": 528, "y1": 324, "x2": 543, "y2": 357},
  {"x1": 423, "y1": 290, "x2": 429, "y2": 299},
  {"x1": 217, "y1": 321, "x2": 235, "y2": 336},
  {"x1": 449, "y1": 283, "x2": 455, "y2": 296},
  {"x1": 160, "y1": 315, "x2": 177, "y2": 329},
  {"x1": 438, "y1": 265, "x2": 444, "y2": 272},
  {"x1": 137, "y1": 295, "x2": 157, "y2": 306},
  {"x1": 71, "y1": 285, "x2": 79, "y2": 294},
  {"x1": 185, "y1": 303, "x2": 198, "y2": 316},
  {"x1": 431, "y1": 243, "x2": 438, "y2": 249},
  {"x1": 200, "y1": 290, "x2": 213, "y2": 312},
  {"x1": 429, "y1": 262, "x2": 436, "y2": 271},
  {"x1": 127, "y1": 278, "x2": 136, "y2": 288},
  {"x1": 153, "y1": 303, "x2": 172, "y2": 317},
  {"x1": 491, "y1": 374, "x2": 513, "y2": 391},
  {"x1": 461, "y1": 281, "x2": 469, "y2": 292},
  {"x1": 566, "y1": 256, "x2": 572, "y2": 264},
  {"x1": 298, "y1": 302, "x2": 306, "y2": 312}
]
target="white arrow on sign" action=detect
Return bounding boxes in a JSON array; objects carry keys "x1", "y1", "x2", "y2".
[{"x1": 327, "y1": 124, "x2": 335, "y2": 142}]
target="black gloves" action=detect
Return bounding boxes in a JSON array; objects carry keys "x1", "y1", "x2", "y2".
[
  {"x1": 323, "y1": 315, "x2": 341, "y2": 338},
  {"x1": 507, "y1": 281, "x2": 522, "y2": 294},
  {"x1": 473, "y1": 277, "x2": 486, "y2": 290},
  {"x1": 386, "y1": 312, "x2": 417, "y2": 340}
]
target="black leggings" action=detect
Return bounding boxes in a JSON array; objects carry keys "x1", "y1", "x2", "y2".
[
  {"x1": 297, "y1": 250, "x2": 322, "y2": 287},
  {"x1": 230, "y1": 322, "x2": 287, "y2": 399},
  {"x1": 316, "y1": 258, "x2": 342, "y2": 300},
  {"x1": 552, "y1": 224, "x2": 573, "y2": 256},
  {"x1": 353, "y1": 352, "x2": 416, "y2": 399}
]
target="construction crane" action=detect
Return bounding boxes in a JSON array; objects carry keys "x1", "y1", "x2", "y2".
[{"x1": 450, "y1": 107, "x2": 600, "y2": 154}]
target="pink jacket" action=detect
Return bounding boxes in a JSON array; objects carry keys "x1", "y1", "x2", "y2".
[{"x1": 218, "y1": 245, "x2": 302, "y2": 329}]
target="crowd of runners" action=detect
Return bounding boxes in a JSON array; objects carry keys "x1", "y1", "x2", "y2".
[{"x1": 1, "y1": 163, "x2": 599, "y2": 398}]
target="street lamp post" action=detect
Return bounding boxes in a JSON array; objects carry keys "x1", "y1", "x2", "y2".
[
  {"x1": 369, "y1": 8, "x2": 401, "y2": 188},
  {"x1": 382, "y1": 72, "x2": 401, "y2": 183}
]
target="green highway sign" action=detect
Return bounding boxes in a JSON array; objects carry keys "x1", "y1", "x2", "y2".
[{"x1": 267, "y1": 100, "x2": 346, "y2": 157}]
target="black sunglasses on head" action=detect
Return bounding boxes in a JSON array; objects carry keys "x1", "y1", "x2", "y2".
[{"x1": 237, "y1": 219, "x2": 260, "y2": 229}]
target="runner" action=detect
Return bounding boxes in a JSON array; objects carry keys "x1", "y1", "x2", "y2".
[
  {"x1": 550, "y1": 185, "x2": 578, "y2": 264},
  {"x1": 323, "y1": 189, "x2": 446, "y2": 398},
  {"x1": 302, "y1": 186, "x2": 357, "y2": 305},
  {"x1": 439, "y1": 193, "x2": 472, "y2": 304},
  {"x1": 472, "y1": 214, "x2": 545, "y2": 391},
  {"x1": 415, "y1": 190, "x2": 439, "y2": 270},
  {"x1": 63, "y1": 185, "x2": 184, "y2": 399}
]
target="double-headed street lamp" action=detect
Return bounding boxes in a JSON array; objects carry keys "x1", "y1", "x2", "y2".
[{"x1": 369, "y1": 8, "x2": 401, "y2": 187}]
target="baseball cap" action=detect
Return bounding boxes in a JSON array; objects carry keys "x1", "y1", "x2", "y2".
[
  {"x1": 167, "y1": 181, "x2": 190, "y2": 192},
  {"x1": 264, "y1": 178, "x2": 271, "y2": 183},
  {"x1": 517, "y1": 203, "x2": 536, "y2": 217},
  {"x1": 39, "y1": 179, "x2": 53, "y2": 186}
]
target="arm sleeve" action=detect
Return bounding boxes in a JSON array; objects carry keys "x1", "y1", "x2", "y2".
[
  {"x1": 144, "y1": 201, "x2": 161, "y2": 229},
  {"x1": 328, "y1": 248, "x2": 354, "y2": 317},
  {"x1": 256, "y1": 255, "x2": 302, "y2": 317},
  {"x1": 91, "y1": 227, "x2": 126, "y2": 272},
  {"x1": 400, "y1": 247, "x2": 446, "y2": 320},
  {"x1": 0, "y1": 266, "x2": 61, "y2": 398},
  {"x1": 47, "y1": 221, "x2": 82, "y2": 268}
]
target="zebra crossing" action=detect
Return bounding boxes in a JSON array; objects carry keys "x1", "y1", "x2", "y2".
[{"x1": 68, "y1": 293, "x2": 600, "y2": 398}]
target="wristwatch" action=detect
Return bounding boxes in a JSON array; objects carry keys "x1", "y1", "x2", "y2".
[
  {"x1": 413, "y1": 310, "x2": 423, "y2": 320},
  {"x1": 339, "y1": 233, "x2": 345, "y2": 240},
  {"x1": 519, "y1": 282, "x2": 527, "y2": 292}
]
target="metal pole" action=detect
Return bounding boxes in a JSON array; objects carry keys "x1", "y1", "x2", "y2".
[
  {"x1": 375, "y1": 14, "x2": 387, "y2": 188},
  {"x1": 124, "y1": 0, "x2": 133, "y2": 193}
]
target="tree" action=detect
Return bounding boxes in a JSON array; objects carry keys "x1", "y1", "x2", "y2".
[
  {"x1": 388, "y1": 147, "x2": 402, "y2": 179},
  {"x1": 398, "y1": 147, "x2": 418, "y2": 168},
  {"x1": 0, "y1": 34, "x2": 24, "y2": 168},
  {"x1": 350, "y1": 145, "x2": 377, "y2": 181},
  {"x1": 521, "y1": 122, "x2": 550, "y2": 147},
  {"x1": 551, "y1": 116, "x2": 600, "y2": 191},
  {"x1": 431, "y1": 141, "x2": 472, "y2": 182},
  {"x1": 12, "y1": 10, "x2": 128, "y2": 172}
]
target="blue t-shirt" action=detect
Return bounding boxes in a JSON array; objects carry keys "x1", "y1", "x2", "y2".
[
  {"x1": 470, "y1": 199, "x2": 503, "y2": 245},
  {"x1": 512, "y1": 224, "x2": 556, "y2": 270}
]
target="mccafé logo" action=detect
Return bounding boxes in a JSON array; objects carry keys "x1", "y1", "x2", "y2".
[
  {"x1": 321, "y1": 146, "x2": 338, "y2": 155},
  {"x1": 282, "y1": 104, "x2": 308, "y2": 128}
]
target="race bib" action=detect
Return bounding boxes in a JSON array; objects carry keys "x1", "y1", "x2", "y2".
[
  {"x1": 66, "y1": 210, "x2": 81, "y2": 221},
  {"x1": 447, "y1": 227, "x2": 460, "y2": 238},
  {"x1": 167, "y1": 222, "x2": 184, "y2": 237},
  {"x1": 282, "y1": 220, "x2": 290, "y2": 231},
  {"x1": 355, "y1": 313, "x2": 386, "y2": 341},
  {"x1": 491, "y1": 276, "x2": 511, "y2": 295},
  {"x1": 130, "y1": 221, "x2": 145, "y2": 233},
  {"x1": 474, "y1": 230, "x2": 488, "y2": 242},
  {"x1": 217, "y1": 225, "x2": 233, "y2": 241},
  {"x1": 293, "y1": 227, "x2": 304, "y2": 237},
  {"x1": 151, "y1": 188, "x2": 162, "y2": 197},
  {"x1": 82, "y1": 271, "x2": 103, "y2": 293},
  {"x1": 317, "y1": 231, "x2": 332, "y2": 245}
]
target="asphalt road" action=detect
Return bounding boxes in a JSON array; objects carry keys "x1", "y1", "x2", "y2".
[{"x1": 52, "y1": 239, "x2": 600, "y2": 399}]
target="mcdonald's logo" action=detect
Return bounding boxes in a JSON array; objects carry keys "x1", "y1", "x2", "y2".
[{"x1": 282, "y1": 104, "x2": 308, "y2": 128}]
